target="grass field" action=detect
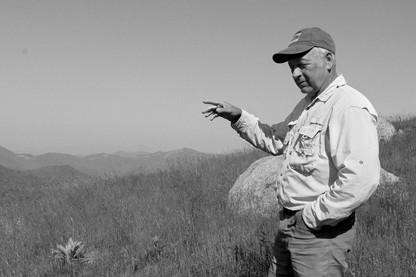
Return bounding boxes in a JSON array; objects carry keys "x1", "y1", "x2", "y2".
[{"x1": 1, "y1": 116, "x2": 415, "y2": 276}]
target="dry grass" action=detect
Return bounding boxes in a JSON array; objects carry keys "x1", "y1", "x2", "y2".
[{"x1": 0, "y1": 116, "x2": 415, "y2": 276}]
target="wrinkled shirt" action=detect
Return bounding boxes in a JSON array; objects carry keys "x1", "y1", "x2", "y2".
[{"x1": 231, "y1": 75, "x2": 380, "y2": 229}]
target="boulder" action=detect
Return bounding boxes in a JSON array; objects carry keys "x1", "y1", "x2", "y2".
[
  {"x1": 228, "y1": 156, "x2": 399, "y2": 217},
  {"x1": 380, "y1": 168, "x2": 400, "y2": 184},
  {"x1": 228, "y1": 155, "x2": 284, "y2": 217},
  {"x1": 378, "y1": 117, "x2": 396, "y2": 142}
]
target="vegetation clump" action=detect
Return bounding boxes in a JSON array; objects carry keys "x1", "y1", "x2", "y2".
[{"x1": 52, "y1": 237, "x2": 88, "y2": 265}]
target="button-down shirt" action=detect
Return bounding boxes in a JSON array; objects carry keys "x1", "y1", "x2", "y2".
[{"x1": 231, "y1": 75, "x2": 380, "y2": 229}]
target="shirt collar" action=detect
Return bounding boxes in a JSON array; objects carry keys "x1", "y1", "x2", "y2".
[{"x1": 305, "y1": 75, "x2": 346, "y2": 108}]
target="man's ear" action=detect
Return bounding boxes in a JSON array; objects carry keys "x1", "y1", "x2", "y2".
[{"x1": 325, "y1": 52, "x2": 335, "y2": 71}]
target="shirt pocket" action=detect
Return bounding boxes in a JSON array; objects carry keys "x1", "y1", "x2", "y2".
[{"x1": 289, "y1": 123, "x2": 322, "y2": 174}]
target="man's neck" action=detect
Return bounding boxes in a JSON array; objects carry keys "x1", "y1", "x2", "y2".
[{"x1": 308, "y1": 71, "x2": 338, "y2": 100}]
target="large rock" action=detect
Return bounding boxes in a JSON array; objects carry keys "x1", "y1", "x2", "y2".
[
  {"x1": 228, "y1": 155, "x2": 284, "y2": 217},
  {"x1": 378, "y1": 117, "x2": 396, "y2": 142},
  {"x1": 380, "y1": 168, "x2": 400, "y2": 184},
  {"x1": 228, "y1": 156, "x2": 399, "y2": 217}
]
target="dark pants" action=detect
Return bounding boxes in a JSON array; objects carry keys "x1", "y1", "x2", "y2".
[{"x1": 268, "y1": 209, "x2": 356, "y2": 277}]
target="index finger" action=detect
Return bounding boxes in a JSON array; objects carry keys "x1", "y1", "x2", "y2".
[{"x1": 202, "y1": 100, "x2": 221, "y2": 106}]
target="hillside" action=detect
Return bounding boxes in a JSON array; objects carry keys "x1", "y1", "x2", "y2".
[
  {"x1": 0, "y1": 164, "x2": 40, "y2": 188},
  {"x1": 25, "y1": 165, "x2": 90, "y2": 184},
  {"x1": 0, "y1": 146, "x2": 208, "y2": 176},
  {"x1": 0, "y1": 146, "x2": 27, "y2": 170},
  {"x1": 0, "y1": 165, "x2": 45, "y2": 207}
]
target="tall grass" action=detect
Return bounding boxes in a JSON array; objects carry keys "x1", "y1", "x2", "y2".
[
  {"x1": 1, "y1": 117, "x2": 415, "y2": 276},
  {"x1": 349, "y1": 115, "x2": 416, "y2": 276}
]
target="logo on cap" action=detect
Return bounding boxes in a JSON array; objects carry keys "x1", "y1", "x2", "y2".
[{"x1": 290, "y1": 31, "x2": 302, "y2": 44}]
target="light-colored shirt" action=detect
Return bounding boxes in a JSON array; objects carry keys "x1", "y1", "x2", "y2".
[{"x1": 231, "y1": 75, "x2": 380, "y2": 229}]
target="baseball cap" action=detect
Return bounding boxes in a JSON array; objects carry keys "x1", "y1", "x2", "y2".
[{"x1": 272, "y1": 27, "x2": 335, "y2": 63}]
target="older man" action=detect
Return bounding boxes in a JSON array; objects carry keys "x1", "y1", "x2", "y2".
[{"x1": 202, "y1": 27, "x2": 380, "y2": 276}]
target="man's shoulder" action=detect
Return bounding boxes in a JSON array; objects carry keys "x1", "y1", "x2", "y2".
[{"x1": 332, "y1": 84, "x2": 376, "y2": 115}]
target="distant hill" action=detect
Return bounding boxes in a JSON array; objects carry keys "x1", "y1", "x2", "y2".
[
  {"x1": 0, "y1": 146, "x2": 27, "y2": 170},
  {"x1": 112, "y1": 150, "x2": 151, "y2": 158},
  {"x1": 25, "y1": 165, "x2": 90, "y2": 184},
  {"x1": 0, "y1": 164, "x2": 40, "y2": 187},
  {"x1": 0, "y1": 146, "x2": 209, "y2": 176},
  {"x1": 0, "y1": 165, "x2": 44, "y2": 204}
]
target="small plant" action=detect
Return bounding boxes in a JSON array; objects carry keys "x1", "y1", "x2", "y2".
[
  {"x1": 52, "y1": 237, "x2": 87, "y2": 265},
  {"x1": 145, "y1": 236, "x2": 164, "y2": 262}
]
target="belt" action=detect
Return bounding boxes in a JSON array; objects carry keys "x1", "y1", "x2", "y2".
[
  {"x1": 279, "y1": 208, "x2": 356, "y2": 230},
  {"x1": 280, "y1": 208, "x2": 298, "y2": 219}
]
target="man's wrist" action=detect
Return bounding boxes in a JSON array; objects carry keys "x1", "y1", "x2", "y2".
[
  {"x1": 302, "y1": 205, "x2": 320, "y2": 230},
  {"x1": 300, "y1": 211, "x2": 313, "y2": 230},
  {"x1": 295, "y1": 210, "x2": 313, "y2": 231},
  {"x1": 230, "y1": 114, "x2": 241, "y2": 124}
]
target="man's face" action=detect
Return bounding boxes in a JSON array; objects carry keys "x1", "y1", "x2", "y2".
[{"x1": 287, "y1": 48, "x2": 329, "y2": 95}]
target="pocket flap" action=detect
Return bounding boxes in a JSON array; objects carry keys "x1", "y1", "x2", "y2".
[{"x1": 299, "y1": 125, "x2": 322, "y2": 139}]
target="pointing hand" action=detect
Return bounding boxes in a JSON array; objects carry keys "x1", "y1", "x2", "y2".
[{"x1": 202, "y1": 100, "x2": 242, "y2": 123}]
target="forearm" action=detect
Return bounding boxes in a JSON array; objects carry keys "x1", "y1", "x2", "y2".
[{"x1": 231, "y1": 110, "x2": 284, "y2": 155}]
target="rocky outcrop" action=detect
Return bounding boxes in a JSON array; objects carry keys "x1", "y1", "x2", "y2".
[
  {"x1": 228, "y1": 156, "x2": 284, "y2": 217},
  {"x1": 380, "y1": 168, "x2": 400, "y2": 184},
  {"x1": 378, "y1": 117, "x2": 396, "y2": 142}
]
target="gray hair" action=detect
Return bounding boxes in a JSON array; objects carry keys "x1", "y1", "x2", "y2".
[{"x1": 313, "y1": 47, "x2": 336, "y2": 68}]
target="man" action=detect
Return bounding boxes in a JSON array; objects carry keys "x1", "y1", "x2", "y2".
[{"x1": 202, "y1": 27, "x2": 380, "y2": 276}]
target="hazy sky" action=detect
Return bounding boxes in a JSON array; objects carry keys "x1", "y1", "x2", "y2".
[{"x1": 1, "y1": 0, "x2": 415, "y2": 155}]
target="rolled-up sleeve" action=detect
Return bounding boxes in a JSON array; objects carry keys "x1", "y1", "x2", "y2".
[
  {"x1": 302, "y1": 107, "x2": 380, "y2": 228},
  {"x1": 231, "y1": 110, "x2": 286, "y2": 155}
]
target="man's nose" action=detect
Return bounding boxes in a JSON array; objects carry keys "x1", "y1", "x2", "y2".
[{"x1": 292, "y1": 67, "x2": 302, "y2": 79}]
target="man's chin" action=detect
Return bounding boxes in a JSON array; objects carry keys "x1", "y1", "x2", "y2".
[{"x1": 300, "y1": 88, "x2": 312, "y2": 94}]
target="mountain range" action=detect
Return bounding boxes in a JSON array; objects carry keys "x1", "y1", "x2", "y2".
[{"x1": 0, "y1": 145, "x2": 208, "y2": 177}]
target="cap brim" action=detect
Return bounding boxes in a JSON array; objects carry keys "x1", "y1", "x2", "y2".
[{"x1": 272, "y1": 45, "x2": 314, "y2": 63}]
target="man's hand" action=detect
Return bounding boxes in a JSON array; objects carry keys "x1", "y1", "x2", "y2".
[
  {"x1": 202, "y1": 100, "x2": 242, "y2": 123},
  {"x1": 294, "y1": 210, "x2": 312, "y2": 231}
]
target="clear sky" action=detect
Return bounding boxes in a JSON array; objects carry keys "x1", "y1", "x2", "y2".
[{"x1": 1, "y1": 0, "x2": 415, "y2": 155}]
